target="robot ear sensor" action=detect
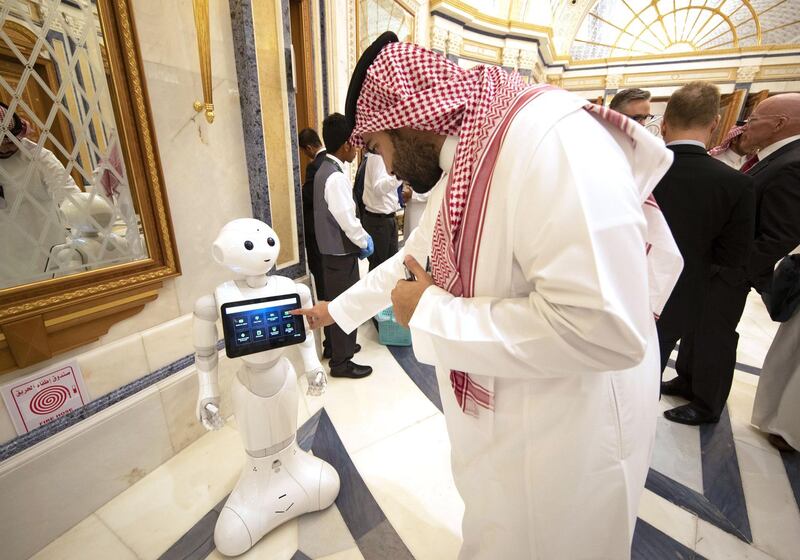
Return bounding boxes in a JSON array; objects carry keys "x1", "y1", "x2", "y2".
[{"x1": 212, "y1": 241, "x2": 226, "y2": 265}]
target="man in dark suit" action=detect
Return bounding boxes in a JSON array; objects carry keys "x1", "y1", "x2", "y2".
[
  {"x1": 656, "y1": 82, "x2": 755, "y2": 425},
  {"x1": 299, "y1": 128, "x2": 327, "y2": 300},
  {"x1": 740, "y1": 94, "x2": 800, "y2": 292},
  {"x1": 667, "y1": 93, "x2": 800, "y2": 425}
]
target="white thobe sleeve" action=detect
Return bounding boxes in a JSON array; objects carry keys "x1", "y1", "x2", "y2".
[
  {"x1": 41, "y1": 150, "x2": 79, "y2": 203},
  {"x1": 324, "y1": 172, "x2": 369, "y2": 249},
  {"x1": 409, "y1": 112, "x2": 654, "y2": 378},
  {"x1": 365, "y1": 155, "x2": 401, "y2": 196},
  {"x1": 328, "y1": 183, "x2": 442, "y2": 331}
]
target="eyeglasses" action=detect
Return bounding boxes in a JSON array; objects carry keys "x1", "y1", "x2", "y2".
[
  {"x1": 741, "y1": 114, "x2": 795, "y2": 126},
  {"x1": 627, "y1": 114, "x2": 654, "y2": 124}
]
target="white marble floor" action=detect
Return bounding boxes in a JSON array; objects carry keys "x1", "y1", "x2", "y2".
[{"x1": 29, "y1": 291, "x2": 799, "y2": 560}]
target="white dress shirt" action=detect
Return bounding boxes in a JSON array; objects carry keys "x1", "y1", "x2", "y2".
[
  {"x1": 361, "y1": 152, "x2": 401, "y2": 214},
  {"x1": 712, "y1": 149, "x2": 747, "y2": 169},
  {"x1": 323, "y1": 154, "x2": 369, "y2": 251}
]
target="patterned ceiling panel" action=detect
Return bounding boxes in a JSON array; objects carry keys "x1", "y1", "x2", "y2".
[{"x1": 569, "y1": 0, "x2": 800, "y2": 60}]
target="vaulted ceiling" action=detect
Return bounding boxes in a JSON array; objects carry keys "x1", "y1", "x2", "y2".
[
  {"x1": 439, "y1": 0, "x2": 800, "y2": 62},
  {"x1": 569, "y1": 0, "x2": 800, "y2": 60}
]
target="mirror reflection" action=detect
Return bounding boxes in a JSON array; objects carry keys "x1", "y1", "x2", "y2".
[{"x1": 0, "y1": 0, "x2": 146, "y2": 290}]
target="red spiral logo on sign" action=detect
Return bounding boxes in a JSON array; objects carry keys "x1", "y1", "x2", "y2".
[{"x1": 30, "y1": 385, "x2": 70, "y2": 415}]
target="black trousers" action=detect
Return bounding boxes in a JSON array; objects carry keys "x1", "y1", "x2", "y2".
[
  {"x1": 306, "y1": 237, "x2": 325, "y2": 302},
  {"x1": 362, "y1": 212, "x2": 398, "y2": 271},
  {"x1": 321, "y1": 253, "x2": 360, "y2": 367},
  {"x1": 656, "y1": 310, "x2": 690, "y2": 375},
  {"x1": 673, "y1": 275, "x2": 750, "y2": 417}
]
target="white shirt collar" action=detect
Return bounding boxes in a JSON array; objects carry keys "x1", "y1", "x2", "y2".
[
  {"x1": 666, "y1": 140, "x2": 707, "y2": 149},
  {"x1": 314, "y1": 147, "x2": 325, "y2": 157},
  {"x1": 327, "y1": 153, "x2": 345, "y2": 168},
  {"x1": 758, "y1": 134, "x2": 800, "y2": 161},
  {"x1": 439, "y1": 135, "x2": 459, "y2": 175}
]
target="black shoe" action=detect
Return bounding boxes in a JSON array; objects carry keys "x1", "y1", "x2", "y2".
[
  {"x1": 329, "y1": 360, "x2": 372, "y2": 379},
  {"x1": 323, "y1": 344, "x2": 360, "y2": 360},
  {"x1": 660, "y1": 378, "x2": 693, "y2": 400},
  {"x1": 664, "y1": 404, "x2": 719, "y2": 426},
  {"x1": 767, "y1": 434, "x2": 797, "y2": 452}
]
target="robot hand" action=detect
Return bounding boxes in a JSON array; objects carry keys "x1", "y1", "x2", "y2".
[
  {"x1": 358, "y1": 235, "x2": 374, "y2": 260},
  {"x1": 305, "y1": 367, "x2": 328, "y2": 397},
  {"x1": 196, "y1": 395, "x2": 225, "y2": 431}
]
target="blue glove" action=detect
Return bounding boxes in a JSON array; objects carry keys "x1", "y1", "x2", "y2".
[{"x1": 359, "y1": 235, "x2": 374, "y2": 260}]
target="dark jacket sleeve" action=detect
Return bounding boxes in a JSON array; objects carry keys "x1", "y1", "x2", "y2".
[
  {"x1": 748, "y1": 162, "x2": 800, "y2": 288},
  {"x1": 712, "y1": 175, "x2": 755, "y2": 269}
]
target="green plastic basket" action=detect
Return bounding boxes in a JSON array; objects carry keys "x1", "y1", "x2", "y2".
[{"x1": 375, "y1": 307, "x2": 412, "y2": 346}]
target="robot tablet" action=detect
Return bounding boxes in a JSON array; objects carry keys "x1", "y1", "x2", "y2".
[{"x1": 220, "y1": 294, "x2": 306, "y2": 358}]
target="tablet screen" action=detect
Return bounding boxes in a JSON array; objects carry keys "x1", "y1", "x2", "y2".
[{"x1": 220, "y1": 294, "x2": 306, "y2": 358}]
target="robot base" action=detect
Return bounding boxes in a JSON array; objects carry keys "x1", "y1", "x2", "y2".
[{"x1": 214, "y1": 440, "x2": 340, "y2": 556}]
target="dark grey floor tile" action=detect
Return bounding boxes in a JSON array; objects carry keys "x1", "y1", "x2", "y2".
[
  {"x1": 700, "y1": 408, "x2": 752, "y2": 541},
  {"x1": 356, "y1": 519, "x2": 415, "y2": 560},
  {"x1": 309, "y1": 409, "x2": 386, "y2": 540},
  {"x1": 780, "y1": 448, "x2": 800, "y2": 514},
  {"x1": 632, "y1": 519, "x2": 704, "y2": 560},
  {"x1": 646, "y1": 469, "x2": 750, "y2": 542},
  {"x1": 157, "y1": 507, "x2": 219, "y2": 560},
  {"x1": 386, "y1": 344, "x2": 442, "y2": 412},
  {"x1": 291, "y1": 551, "x2": 312, "y2": 560}
]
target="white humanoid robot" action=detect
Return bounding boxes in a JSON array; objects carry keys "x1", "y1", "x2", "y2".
[
  {"x1": 193, "y1": 218, "x2": 340, "y2": 557},
  {"x1": 47, "y1": 191, "x2": 131, "y2": 276}
]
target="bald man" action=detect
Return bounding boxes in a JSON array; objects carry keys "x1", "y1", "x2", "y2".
[{"x1": 674, "y1": 93, "x2": 800, "y2": 424}]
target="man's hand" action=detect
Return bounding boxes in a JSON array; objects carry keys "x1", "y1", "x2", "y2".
[
  {"x1": 291, "y1": 301, "x2": 335, "y2": 330},
  {"x1": 391, "y1": 256, "x2": 434, "y2": 327}
]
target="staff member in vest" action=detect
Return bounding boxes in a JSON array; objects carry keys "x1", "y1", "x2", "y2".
[
  {"x1": 314, "y1": 113, "x2": 374, "y2": 378},
  {"x1": 361, "y1": 150, "x2": 402, "y2": 270},
  {"x1": 299, "y1": 128, "x2": 327, "y2": 301}
]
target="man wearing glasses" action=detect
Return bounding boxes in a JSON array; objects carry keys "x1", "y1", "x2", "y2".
[{"x1": 609, "y1": 88, "x2": 653, "y2": 125}]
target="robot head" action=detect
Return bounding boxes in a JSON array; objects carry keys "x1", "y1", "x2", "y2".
[
  {"x1": 58, "y1": 192, "x2": 114, "y2": 235},
  {"x1": 212, "y1": 218, "x2": 280, "y2": 276}
]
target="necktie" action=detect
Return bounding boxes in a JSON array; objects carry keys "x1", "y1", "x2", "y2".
[{"x1": 740, "y1": 154, "x2": 759, "y2": 173}]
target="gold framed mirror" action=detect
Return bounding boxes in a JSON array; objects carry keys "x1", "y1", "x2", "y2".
[{"x1": 0, "y1": 0, "x2": 179, "y2": 373}]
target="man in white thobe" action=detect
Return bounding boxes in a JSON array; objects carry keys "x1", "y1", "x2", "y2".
[
  {"x1": 297, "y1": 34, "x2": 681, "y2": 559},
  {"x1": 1, "y1": 104, "x2": 80, "y2": 287}
]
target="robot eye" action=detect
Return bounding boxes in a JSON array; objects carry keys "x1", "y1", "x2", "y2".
[
  {"x1": 267, "y1": 237, "x2": 276, "y2": 247},
  {"x1": 244, "y1": 240, "x2": 254, "y2": 250}
]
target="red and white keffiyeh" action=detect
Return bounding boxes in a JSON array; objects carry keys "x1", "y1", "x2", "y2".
[
  {"x1": 351, "y1": 42, "x2": 681, "y2": 417},
  {"x1": 709, "y1": 125, "x2": 745, "y2": 156},
  {"x1": 0, "y1": 104, "x2": 29, "y2": 142}
]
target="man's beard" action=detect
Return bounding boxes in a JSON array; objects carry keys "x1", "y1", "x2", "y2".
[{"x1": 388, "y1": 130, "x2": 442, "y2": 193}]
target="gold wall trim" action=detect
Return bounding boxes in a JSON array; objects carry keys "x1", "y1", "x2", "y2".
[
  {"x1": 622, "y1": 68, "x2": 737, "y2": 86},
  {"x1": 430, "y1": 0, "x2": 555, "y2": 42},
  {"x1": 191, "y1": 0, "x2": 215, "y2": 123},
  {"x1": 44, "y1": 290, "x2": 160, "y2": 328},
  {"x1": 461, "y1": 39, "x2": 502, "y2": 63},
  {"x1": 756, "y1": 64, "x2": 800, "y2": 80},
  {"x1": 560, "y1": 75, "x2": 607, "y2": 90},
  {"x1": 563, "y1": 44, "x2": 800, "y2": 67}
]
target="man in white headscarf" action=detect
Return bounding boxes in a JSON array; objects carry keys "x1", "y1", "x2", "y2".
[{"x1": 296, "y1": 33, "x2": 682, "y2": 559}]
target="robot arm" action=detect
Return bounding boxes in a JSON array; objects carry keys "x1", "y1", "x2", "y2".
[
  {"x1": 193, "y1": 294, "x2": 224, "y2": 430},
  {"x1": 296, "y1": 282, "x2": 327, "y2": 396}
]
